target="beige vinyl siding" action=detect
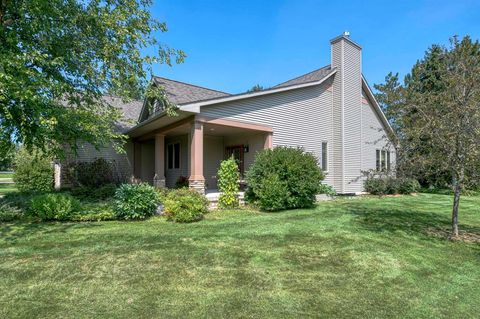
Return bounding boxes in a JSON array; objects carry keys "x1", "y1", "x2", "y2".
[
  {"x1": 342, "y1": 42, "x2": 363, "y2": 193},
  {"x1": 204, "y1": 135, "x2": 224, "y2": 189},
  {"x1": 64, "y1": 140, "x2": 134, "y2": 183},
  {"x1": 361, "y1": 92, "x2": 396, "y2": 181},
  {"x1": 165, "y1": 135, "x2": 189, "y2": 188},
  {"x1": 200, "y1": 80, "x2": 335, "y2": 187},
  {"x1": 331, "y1": 40, "x2": 344, "y2": 192}
]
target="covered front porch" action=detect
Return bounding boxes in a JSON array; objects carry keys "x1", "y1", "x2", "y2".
[{"x1": 130, "y1": 115, "x2": 273, "y2": 194}]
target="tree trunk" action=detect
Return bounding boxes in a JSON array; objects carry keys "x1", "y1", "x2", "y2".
[
  {"x1": 451, "y1": 182, "x2": 460, "y2": 238},
  {"x1": 451, "y1": 170, "x2": 464, "y2": 238}
]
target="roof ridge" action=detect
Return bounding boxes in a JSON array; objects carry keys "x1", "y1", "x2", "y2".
[
  {"x1": 274, "y1": 64, "x2": 331, "y2": 87},
  {"x1": 153, "y1": 76, "x2": 231, "y2": 96}
]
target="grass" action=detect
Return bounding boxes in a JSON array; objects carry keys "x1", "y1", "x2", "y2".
[
  {"x1": 1, "y1": 193, "x2": 480, "y2": 318},
  {"x1": 0, "y1": 172, "x2": 13, "y2": 179},
  {"x1": 0, "y1": 183, "x2": 17, "y2": 195}
]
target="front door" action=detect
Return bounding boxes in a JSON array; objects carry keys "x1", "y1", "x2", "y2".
[{"x1": 225, "y1": 145, "x2": 244, "y2": 177}]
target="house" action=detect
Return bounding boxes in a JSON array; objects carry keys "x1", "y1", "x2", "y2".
[{"x1": 67, "y1": 32, "x2": 396, "y2": 195}]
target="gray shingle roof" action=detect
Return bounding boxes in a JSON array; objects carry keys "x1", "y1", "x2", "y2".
[
  {"x1": 102, "y1": 95, "x2": 143, "y2": 132},
  {"x1": 153, "y1": 76, "x2": 230, "y2": 105},
  {"x1": 274, "y1": 65, "x2": 332, "y2": 88}
]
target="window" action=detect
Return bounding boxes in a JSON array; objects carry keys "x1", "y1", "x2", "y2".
[
  {"x1": 376, "y1": 150, "x2": 381, "y2": 171},
  {"x1": 387, "y1": 151, "x2": 391, "y2": 171},
  {"x1": 321, "y1": 142, "x2": 328, "y2": 171},
  {"x1": 376, "y1": 149, "x2": 391, "y2": 171},
  {"x1": 381, "y1": 150, "x2": 386, "y2": 171},
  {"x1": 167, "y1": 143, "x2": 180, "y2": 169}
]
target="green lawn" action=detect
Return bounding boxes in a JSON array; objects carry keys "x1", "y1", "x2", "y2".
[
  {"x1": 0, "y1": 172, "x2": 14, "y2": 179},
  {"x1": 1, "y1": 194, "x2": 479, "y2": 318},
  {"x1": 0, "y1": 183, "x2": 17, "y2": 195}
]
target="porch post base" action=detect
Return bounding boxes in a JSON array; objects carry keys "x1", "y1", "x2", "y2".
[
  {"x1": 189, "y1": 179, "x2": 205, "y2": 195},
  {"x1": 153, "y1": 174, "x2": 166, "y2": 188}
]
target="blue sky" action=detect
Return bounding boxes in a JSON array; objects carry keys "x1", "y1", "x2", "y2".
[{"x1": 151, "y1": 0, "x2": 480, "y2": 94}]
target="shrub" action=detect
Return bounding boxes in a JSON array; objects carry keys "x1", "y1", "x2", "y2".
[
  {"x1": 164, "y1": 188, "x2": 208, "y2": 223},
  {"x1": 113, "y1": 183, "x2": 160, "y2": 220},
  {"x1": 255, "y1": 173, "x2": 289, "y2": 211},
  {"x1": 70, "y1": 184, "x2": 117, "y2": 201},
  {"x1": 72, "y1": 158, "x2": 115, "y2": 187},
  {"x1": 246, "y1": 147, "x2": 325, "y2": 211},
  {"x1": 13, "y1": 147, "x2": 53, "y2": 193},
  {"x1": 217, "y1": 156, "x2": 240, "y2": 208},
  {"x1": 397, "y1": 178, "x2": 421, "y2": 194},
  {"x1": 318, "y1": 183, "x2": 337, "y2": 196},
  {"x1": 364, "y1": 177, "x2": 420, "y2": 195},
  {"x1": 73, "y1": 202, "x2": 116, "y2": 222},
  {"x1": 0, "y1": 204, "x2": 23, "y2": 222},
  {"x1": 175, "y1": 176, "x2": 189, "y2": 189},
  {"x1": 29, "y1": 193, "x2": 80, "y2": 221},
  {"x1": 0, "y1": 192, "x2": 36, "y2": 210}
]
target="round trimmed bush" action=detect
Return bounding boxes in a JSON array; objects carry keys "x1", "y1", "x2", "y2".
[
  {"x1": 13, "y1": 147, "x2": 53, "y2": 193},
  {"x1": 114, "y1": 183, "x2": 160, "y2": 220},
  {"x1": 397, "y1": 178, "x2": 421, "y2": 194},
  {"x1": 246, "y1": 147, "x2": 325, "y2": 211},
  {"x1": 29, "y1": 193, "x2": 80, "y2": 221},
  {"x1": 164, "y1": 188, "x2": 208, "y2": 223}
]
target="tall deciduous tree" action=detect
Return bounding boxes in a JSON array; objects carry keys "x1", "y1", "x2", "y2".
[
  {"x1": 0, "y1": 0, "x2": 185, "y2": 155},
  {"x1": 403, "y1": 37, "x2": 480, "y2": 237}
]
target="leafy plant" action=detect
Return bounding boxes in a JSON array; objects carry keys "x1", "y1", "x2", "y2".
[
  {"x1": 246, "y1": 147, "x2": 325, "y2": 211},
  {"x1": 70, "y1": 158, "x2": 115, "y2": 187},
  {"x1": 70, "y1": 184, "x2": 117, "y2": 201},
  {"x1": 0, "y1": 204, "x2": 23, "y2": 222},
  {"x1": 175, "y1": 176, "x2": 190, "y2": 189},
  {"x1": 73, "y1": 202, "x2": 116, "y2": 222},
  {"x1": 364, "y1": 177, "x2": 420, "y2": 195},
  {"x1": 164, "y1": 188, "x2": 208, "y2": 223},
  {"x1": 29, "y1": 193, "x2": 80, "y2": 221},
  {"x1": 318, "y1": 183, "x2": 337, "y2": 196},
  {"x1": 13, "y1": 147, "x2": 53, "y2": 193},
  {"x1": 113, "y1": 183, "x2": 160, "y2": 220},
  {"x1": 217, "y1": 157, "x2": 240, "y2": 208}
]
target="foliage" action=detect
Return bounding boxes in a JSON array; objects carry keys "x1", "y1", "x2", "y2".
[
  {"x1": 29, "y1": 193, "x2": 80, "y2": 221},
  {"x1": 365, "y1": 177, "x2": 420, "y2": 195},
  {"x1": 246, "y1": 147, "x2": 324, "y2": 211},
  {"x1": 66, "y1": 158, "x2": 114, "y2": 187},
  {"x1": 0, "y1": 0, "x2": 185, "y2": 155},
  {"x1": 318, "y1": 183, "x2": 337, "y2": 196},
  {"x1": 70, "y1": 183, "x2": 117, "y2": 201},
  {"x1": 72, "y1": 202, "x2": 116, "y2": 222},
  {"x1": 375, "y1": 36, "x2": 480, "y2": 236},
  {"x1": 164, "y1": 188, "x2": 208, "y2": 223},
  {"x1": 13, "y1": 147, "x2": 53, "y2": 193},
  {"x1": 0, "y1": 141, "x2": 16, "y2": 171},
  {"x1": 0, "y1": 191, "x2": 36, "y2": 210},
  {"x1": 113, "y1": 183, "x2": 159, "y2": 220},
  {"x1": 217, "y1": 157, "x2": 240, "y2": 208},
  {"x1": 175, "y1": 176, "x2": 190, "y2": 189},
  {"x1": 247, "y1": 84, "x2": 264, "y2": 92},
  {"x1": 254, "y1": 173, "x2": 290, "y2": 211},
  {"x1": 0, "y1": 203, "x2": 23, "y2": 222}
]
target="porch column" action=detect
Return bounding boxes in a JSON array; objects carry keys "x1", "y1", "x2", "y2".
[
  {"x1": 153, "y1": 134, "x2": 166, "y2": 188},
  {"x1": 189, "y1": 121, "x2": 205, "y2": 194},
  {"x1": 264, "y1": 132, "x2": 273, "y2": 149}
]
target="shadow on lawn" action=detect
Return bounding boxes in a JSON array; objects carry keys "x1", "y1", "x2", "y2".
[
  {"x1": 345, "y1": 203, "x2": 480, "y2": 240},
  {"x1": 0, "y1": 221, "x2": 100, "y2": 243}
]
